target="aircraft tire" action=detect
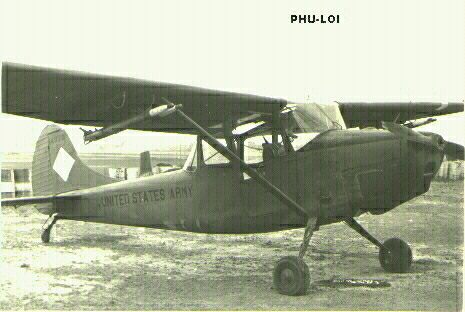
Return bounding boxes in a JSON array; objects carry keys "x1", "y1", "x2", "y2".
[
  {"x1": 41, "y1": 229, "x2": 51, "y2": 243},
  {"x1": 379, "y1": 238, "x2": 412, "y2": 273},
  {"x1": 273, "y1": 256, "x2": 309, "y2": 296}
]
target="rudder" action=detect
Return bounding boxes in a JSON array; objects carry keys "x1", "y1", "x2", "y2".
[{"x1": 32, "y1": 125, "x2": 116, "y2": 196}]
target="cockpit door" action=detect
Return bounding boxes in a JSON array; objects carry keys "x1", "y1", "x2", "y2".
[{"x1": 190, "y1": 138, "x2": 241, "y2": 224}]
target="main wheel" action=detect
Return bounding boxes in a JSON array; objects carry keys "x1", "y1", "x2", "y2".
[
  {"x1": 41, "y1": 229, "x2": 51, "y2": 243},
  {"x1": 273, "y1": 256, "x2": 310, "y2": 296},
  {"x1": 379, "y1": 238, "x2": 412, "y2": 273}
]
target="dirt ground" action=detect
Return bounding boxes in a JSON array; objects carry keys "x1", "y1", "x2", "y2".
[{"x1": 1, "y1": 180, "x2": 463, "y2": 311}]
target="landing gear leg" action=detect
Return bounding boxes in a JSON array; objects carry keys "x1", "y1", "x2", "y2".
[
  {"x1": 345, "y1": 217, "x2": 412, "y2": 273},
  {"x1": 298, "y1": 217, "x2": 318, "y2": 259},
  {"x1": 273, "y1": 217, "x2": 317, "y2": 296},
  {"x1": 41, "y1": 213, "x2": 59, "y2": 243}
]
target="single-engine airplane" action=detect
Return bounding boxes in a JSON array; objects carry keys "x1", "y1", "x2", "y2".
[{"x1": 1, "y1": 63, "x2": 464, "y2": 295}]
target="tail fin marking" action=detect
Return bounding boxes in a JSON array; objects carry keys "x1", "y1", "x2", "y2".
[{"x1": 32, "y1": 125, "x2": 116, "y2": 196}]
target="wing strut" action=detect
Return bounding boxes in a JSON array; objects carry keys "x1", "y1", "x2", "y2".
[{"x1": 169, "y1": 103, "x2": 309, "y2": 218}]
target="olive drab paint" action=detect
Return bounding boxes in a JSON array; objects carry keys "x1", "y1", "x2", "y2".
[
  {"x1": 25, "y1": 123, "x2": 445, "y2": 234},
  {"x1": 96, "y1": 186, "x2": 193, "y2": 208}
]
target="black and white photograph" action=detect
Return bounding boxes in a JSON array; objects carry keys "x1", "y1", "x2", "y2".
[{"x1": 0, "y1": 1, "x2": 463, "y2": 310}]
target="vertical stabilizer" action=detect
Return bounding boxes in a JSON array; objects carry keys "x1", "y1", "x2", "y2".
[{"x1": 32, "y1": 125, "x2": 117, "y2": 195}]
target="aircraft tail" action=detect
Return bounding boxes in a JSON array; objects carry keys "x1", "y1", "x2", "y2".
[{"x1": 32, "y1": 125, "x2": 116, "y2": 196}]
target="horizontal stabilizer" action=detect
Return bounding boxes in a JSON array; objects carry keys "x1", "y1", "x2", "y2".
[{"x1": 1, "y1": 194, "x2": 81, "y2": 207}]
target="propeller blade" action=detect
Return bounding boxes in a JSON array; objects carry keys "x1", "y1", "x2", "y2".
[
  {"x1": 444, "y1": 141, "x2": 464, "y2": 160},
  {"x1": 383, "y1": 121, "x2": 464, "y2": 160}
]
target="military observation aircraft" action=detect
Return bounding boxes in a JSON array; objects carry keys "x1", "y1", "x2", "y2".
[{"x1": 1, "y1": 63, "x2": 464, "y2": 296}]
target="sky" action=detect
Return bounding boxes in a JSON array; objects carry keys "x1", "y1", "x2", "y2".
[{"x1": 0, "y1": 0, "x2": 463, "y2": 155}]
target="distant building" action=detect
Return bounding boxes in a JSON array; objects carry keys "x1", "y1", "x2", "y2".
[
  {"x1": 1, "y1": 151, "x2": 188, "y2": 199},
  {"x1": 435, "y1": 161, "x2": 464, "y2": 180},
  {"x1": 1, "y1": 168, "x2": 31, "y2": 198}
]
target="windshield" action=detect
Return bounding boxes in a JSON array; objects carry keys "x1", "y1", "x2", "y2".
[
  {"x1": 285, "y1": 102, "x2": 346, "y2": 150},
  {"x1": 286, "y1": 102, "x2": 345, "y2": 133}
]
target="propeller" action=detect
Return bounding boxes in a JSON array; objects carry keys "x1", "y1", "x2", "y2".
[
  {"x1": 443, "y1": 141, "x2": 464, "y2": 161},
  {"x1": 382, "y1": 121, "x2": 464, "y2": 161}
]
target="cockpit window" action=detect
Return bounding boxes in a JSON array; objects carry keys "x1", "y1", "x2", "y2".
[
  {"x1": 243, "y1": 136, "x2": 270, "y2": 164},
  {"x1": 183, "y1": 142, "x2": 198, "y2": 172},
  {"x1": 202, "y1": 139, "x2": 230, "y2": 165},
  {"x1": 286, "y1": 103, "x2": 345, "y2": 133},
  {"x1": 183, "y1": 102, "x2": 346, "y2": 169},
  {"x1": 285, "y1": 102, "x2": 346, "y2": 150}
]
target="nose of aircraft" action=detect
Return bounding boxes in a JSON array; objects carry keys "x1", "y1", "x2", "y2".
[
  {"x1": 382, "y1": 121, "x2": 464, "y2": 160},
  {"x1": 416, "y1": 132, "x2": 446, "y2": 186},
  {"x1": 382, "y1": 121, "x2": 463, "y2": 193}
]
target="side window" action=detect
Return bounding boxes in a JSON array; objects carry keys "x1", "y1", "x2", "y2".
[
  {"x1": 202, "y1": 140, "x2": 230, "y2": 165},
  {"x1": 243, "y1": 137, "x2": 264, "y2": 164},
  {"x1": 13, "y1": 169, "x2": 30, "y2": 182},
  {"x1": 183, "y1": 143, "x2": 198, "y2": 172}
]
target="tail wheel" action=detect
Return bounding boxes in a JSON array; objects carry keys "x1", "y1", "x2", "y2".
[
  {"x1": 41, "y1": 229, "x2": 51, "y2": 243},
  {"x1": 379, "y1": 238, "x2": 412, "y2": 273},
  {"x1": 273, "y1": 256, "x2": 309, "y2": 296}
]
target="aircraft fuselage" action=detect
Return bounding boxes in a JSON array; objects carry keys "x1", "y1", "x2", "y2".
[{"x1": 53, "y1": 128, "x2": 444, "y2": 234}]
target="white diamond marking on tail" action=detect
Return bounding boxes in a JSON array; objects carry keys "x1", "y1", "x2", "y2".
[{"x1": 53, "y1": 148, "x2": 75, "y2": 181}]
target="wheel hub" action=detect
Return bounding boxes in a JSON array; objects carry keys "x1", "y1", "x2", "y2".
[
  {"x1": 383, "y1": 251, "x2": 392, "y2": 265},
  {"x1": 280, "y1": 268, "x2": 295, "y2": 286}
]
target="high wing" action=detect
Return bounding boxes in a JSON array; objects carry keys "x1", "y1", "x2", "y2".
[
  {"x1": 3, "y1": 63, "x2": 463, "y2": 136},
  {"x1": 338, "y1": 102, "x2": 464, "y2": 128},
  {"x1": 2, "y1": 62, "x2": 286, "y2": 136}
]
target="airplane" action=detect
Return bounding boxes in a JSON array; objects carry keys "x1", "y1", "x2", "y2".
[{"x1": 1, "y1": 62, "x2": 464, "y2": 296}]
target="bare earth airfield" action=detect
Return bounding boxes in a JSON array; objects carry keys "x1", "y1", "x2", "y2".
[{"x1": 0, "y1": 180, "x2": 462, "y2": 310}]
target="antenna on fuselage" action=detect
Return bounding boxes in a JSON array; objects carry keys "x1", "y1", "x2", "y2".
[{"x1": 139, "y1": 151, "x2": 154, "y2": 177}]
